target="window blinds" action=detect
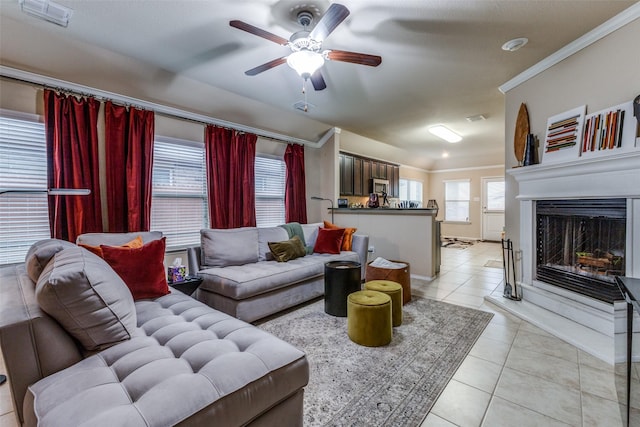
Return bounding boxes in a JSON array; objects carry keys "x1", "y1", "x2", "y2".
[
  {"x1": 255, "y1": 156, "x2": 285, "y2": 227},
  {"x1": 0, "y1": 115, "x2": 50, "y2": 264},
  {"x1": 150, "y1": 138, "x2": 208, "y2": 250}
]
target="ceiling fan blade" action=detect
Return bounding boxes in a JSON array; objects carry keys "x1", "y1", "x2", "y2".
[
  {"x1": 230, "y1": 20, "x2": 289, "y2": 46},
  {"x1": 326, "y1": 50, "x2": 382, "y2": 67},
  {"x1": 309, "y1": 3, "x2": 350, "y2": 41},
  {"x1": 245, "y1": 57, "x2": 288, "y2": 76},
  {"x1": 310, "y1": 70, "x2": 327, "y2": 91}
]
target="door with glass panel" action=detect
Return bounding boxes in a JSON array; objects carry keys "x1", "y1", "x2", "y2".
[{"x1": 481, "y1": 177, "x2": 505, "y2": 241}]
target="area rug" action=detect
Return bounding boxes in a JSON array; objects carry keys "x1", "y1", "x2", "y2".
[
  {"x1": 256, "y1": 297, "x2": 493, "y2": 426},
  {"x1": 441, "y1": 237, "x2": 475, "y2": 249}
]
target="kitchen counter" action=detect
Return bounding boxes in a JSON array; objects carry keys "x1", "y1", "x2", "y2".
[{"x1": 331, "y1": 208, "x2": 437, "y2": 215}]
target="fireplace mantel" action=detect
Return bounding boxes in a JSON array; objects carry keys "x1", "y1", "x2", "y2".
[{"x1": 508, "y1": 151, "x2": 640, "y2": 200}]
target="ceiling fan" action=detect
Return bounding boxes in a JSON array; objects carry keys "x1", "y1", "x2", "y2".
[{"x1": 229, "y1": 3, "x2": 382, "y2": 91}]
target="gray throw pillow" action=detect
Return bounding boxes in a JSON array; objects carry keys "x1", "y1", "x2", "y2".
[
  {"x1": 25, "y1": 239, "x2": 76, "y2": 283},
  {"x1": 201, "y1": 227, "x2": 259, "y2": 267},
  {"x1": 36, "y1": 246, "x2": 137, "y2": 351}
]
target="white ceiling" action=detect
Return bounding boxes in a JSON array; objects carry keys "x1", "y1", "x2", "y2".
[{"x1": 0, "y1": 0, "x2": 636, "y2": 170}]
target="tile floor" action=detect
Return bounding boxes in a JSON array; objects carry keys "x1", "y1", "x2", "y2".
[
  {"x1": 0, "y1": 242, "x2": 623, "y2": 426},
  {"x1": 416, "y1": 241, "x2": 622, "y2": 427}
]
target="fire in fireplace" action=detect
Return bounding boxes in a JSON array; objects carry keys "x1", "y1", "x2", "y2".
[{"x1": 536, "y1": 199, "x2": 626, "y2": 303}]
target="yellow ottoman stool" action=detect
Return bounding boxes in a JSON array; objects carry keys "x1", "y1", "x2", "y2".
[
  {"x1": 365, "y1": 280, "x2": 403, "y2": 326},
  {"x1": 347, "y1": 290, "x2": 392, "y2": 347}
]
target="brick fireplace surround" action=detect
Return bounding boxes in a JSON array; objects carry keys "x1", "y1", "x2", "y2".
[{"x1": 487, "y1": 150, "x2": 640, "y2": 364}]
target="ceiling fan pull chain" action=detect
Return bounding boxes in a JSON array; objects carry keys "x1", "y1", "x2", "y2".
[{"x1": 302, "y1": 79, "x2": 309, "y2": 112}]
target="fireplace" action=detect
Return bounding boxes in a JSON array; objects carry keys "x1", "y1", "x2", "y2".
[
  {"x1": 489, "y1": 151, "x2": 640, "y2": 362},
  {"x1": 535, "y1": 199, "x2": 626, "y2": 303}
]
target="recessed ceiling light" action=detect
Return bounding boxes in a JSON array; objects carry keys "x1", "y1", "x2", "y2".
[
  {"x1": 429, "y1": 125, "x2": 462, "y2": 143},
  {"x1": 442, "y1": 151, "x2": 449, "y2": 158},
  {"x1": 502, "y1": 37, "x2": 528, "y2": 52},
  {"x1": 19, "y1": 0, "x2": 73, "y2": 27}
]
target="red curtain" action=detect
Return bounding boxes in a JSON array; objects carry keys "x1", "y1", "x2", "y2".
[
  {"x1": 44, "y1": 89, "x2": 103, "y2": 242},
  {"x1": 284, "y1": 144, "x2": 307, "y2": 223},
  {"x1": 204, "y1": 125, "x2": 256, "y2": 228},
  {"x1": 104, "y1": 101, "x2": 155, "y2": 232}
]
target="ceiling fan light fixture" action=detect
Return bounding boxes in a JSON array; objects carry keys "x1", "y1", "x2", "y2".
[
  {"x1": 287, "y1": 50, "x2": 325, "y2": 78},
  {"x1": 429, "y1": 125, "x2": 462, "y2": 143}
]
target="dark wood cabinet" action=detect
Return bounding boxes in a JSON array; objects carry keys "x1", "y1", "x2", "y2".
[
  {"x1": 362, "y1": 160, "x2": 372, "y2": 195},
  {"x1": 353, "y1": 157, "x2": 363, "y2": 196},
  {"x1": 339, "y1": 154, "x2": 354, "y2": 196},
  {"x1": 389, "y1": 165, "x2": 400, "y2": 197},
  {"x1": 339, "y1": 152, "x2": 398, "y2": 197}
]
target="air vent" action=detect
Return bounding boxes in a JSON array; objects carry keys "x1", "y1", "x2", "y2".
[
  {"x1": 466, "y1": 114, "x2": 487, "y2": 122},
  {"x1": 293, "y1": 101, "x2": 316, "y2": 112}
]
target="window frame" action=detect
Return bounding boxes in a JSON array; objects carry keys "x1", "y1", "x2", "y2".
[
  {"x1": 150, "y1": 135, "x2": 208, "y2": 251},
  {"x1": 444, "y1": 179, "x2": 471, "y2": 223},
  {"x1": 0, "y1": 109, "x2": 50, "y2": 265},
  {"x1": 254, "y1": 154, "x2": 286, "y2": 228}
]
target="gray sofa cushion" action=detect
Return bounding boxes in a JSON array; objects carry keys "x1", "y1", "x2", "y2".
[
  {"x1": 26, "y1": 293, "x2": 308, "y2": 427},
  {"x1": 199, "y1": 251, "x2": 359, "y2": 300},
  {"x1": 35, "y1": 246, "x2": 137, "y2": 351},
  {"x1": 301, "y1": 223, "x2": 322, "y2": 248},
  {"x1": 25, "y1": 239, "x2": 76, "y2": 283},
  {"x1": 201, "y1": 227, "x2": 259, "y2": 267},
  {"x1": 258, "y1": 226, "x2": 289, "y2": 261}
]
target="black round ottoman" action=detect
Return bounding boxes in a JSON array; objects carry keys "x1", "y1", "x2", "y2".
[{"x1": 324, "y1": 260, "x2": 362, "y2": 317}]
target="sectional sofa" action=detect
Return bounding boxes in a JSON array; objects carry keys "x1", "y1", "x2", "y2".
[
  {"x1": 187, "y1": 223, "x2": 369, "y2": 322},
  {"x1": 0, "y1": 232, "x2": 309, "y2": 426}
]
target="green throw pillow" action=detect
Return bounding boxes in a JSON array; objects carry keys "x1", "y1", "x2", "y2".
[{"x1": 268, "y1": 236, "x2": 307, "y2": 262}]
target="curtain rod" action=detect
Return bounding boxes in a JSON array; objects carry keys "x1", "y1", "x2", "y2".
[{"x1": 0, "y1": 65, "x2": 335, "y2": 147}]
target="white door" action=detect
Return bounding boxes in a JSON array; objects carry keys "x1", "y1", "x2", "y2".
[{"x1": 482, "y1": 177, "x2": 505, "y2": 241}]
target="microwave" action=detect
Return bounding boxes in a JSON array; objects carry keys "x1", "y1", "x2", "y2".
[{"x1": 371, "y1": 178, "x2": 390, "y2": 195}]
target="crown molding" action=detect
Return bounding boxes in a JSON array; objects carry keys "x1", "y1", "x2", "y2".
[{"x1": 499, "y1": 3, "x2": 640, "y2": 94}]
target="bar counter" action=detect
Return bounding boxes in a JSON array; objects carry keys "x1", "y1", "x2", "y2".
[{"x1": 330, "y1": 208, "x2": 441, "y2": 279}]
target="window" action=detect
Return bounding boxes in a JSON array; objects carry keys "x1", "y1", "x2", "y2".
[
  {"x1": 151, "y1": 137, "x2": 208, "y2": 250},
  {"x1": 0, "y1": 112, "x2": 50, "y2": 264},
  {"x1": 255, "y1": 156, "x2": 285, "y2": 227},
  {"x1": 444, "y1": 179, "x2": 470, "y2": 222},
  {"x1": 399, "y1": 179, "x2": 423, "y2": 203},
  {"x1": 486, "y1": 179, "x2": 505, "y2": 211}
]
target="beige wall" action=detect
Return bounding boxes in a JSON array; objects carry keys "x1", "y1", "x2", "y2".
[
  {"x1": 503, "y1": 18, "x2": 640, "y2": 258},
  {"x1": 428, "y1": 166, "x2": 504, "y2": 240}
]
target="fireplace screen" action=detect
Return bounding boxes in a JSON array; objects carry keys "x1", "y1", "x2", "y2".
[{"x1": 536, "y1": 199, "x2": 626, "y2": 303}]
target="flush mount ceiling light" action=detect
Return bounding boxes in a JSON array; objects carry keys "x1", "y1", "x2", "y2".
[
  {"x1": 19, "y1": 0, "x2": 73, "y2": 27},
  {"x1": 466, "y1": 114, "x2": 487, "y2": 122},
  {"x1": 501, "y1": 37, "x2": 528, "y2": 52},
  {"x1": 429, "y1": 125, "x2": 462, "y2": 143}
]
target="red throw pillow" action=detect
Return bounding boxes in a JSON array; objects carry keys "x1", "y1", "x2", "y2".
[
  {"x1": 313, "y1": 227, "x2": 345, "y2": 254},
  {"x1": 323, "y1": 220, "x2": 357, "y2": 251},
  {"x1": 79, "y1": 235, "x2": 144, "y2": 258},
  {"x1": 100, "y1": 237, "x2": 169, "y2": 300}
]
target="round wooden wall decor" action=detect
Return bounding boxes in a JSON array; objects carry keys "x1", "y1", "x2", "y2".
[{"x1": 514, "y1": 103, "x2": 529, "y2": 164}]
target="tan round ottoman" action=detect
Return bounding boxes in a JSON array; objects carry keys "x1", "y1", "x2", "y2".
[
  {"x1": 347, "y1": 290, "x2": 392, "y2": 347},
  {"x1": 364, "y1": 280, "x2": 403, "y2": 327},
  {"x1": 365, "y1": 260, "x2": 411, "y2": 305}
]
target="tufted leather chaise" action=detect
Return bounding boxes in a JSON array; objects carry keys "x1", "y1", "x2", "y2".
[{"x1": 0, "y1": 233, "x2": 309, "y2": 426}]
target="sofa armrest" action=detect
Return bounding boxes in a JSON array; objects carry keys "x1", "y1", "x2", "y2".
[
  {"x1": 351, "y1": 234, "x2": 369, "y2": 280},
  {"x1": 0, "y1": 265, "x2": 83, "y2": 424},
  {"x1": 187, "y1": 245, "x2": 202, "y2": 276}
]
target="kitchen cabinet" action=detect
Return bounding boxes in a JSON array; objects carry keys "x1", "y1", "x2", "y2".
[
  {"x1": 389, "y1": 165, "x2": 400, "y2": 198},
  {"x1": 339, "y1": 154, "x2": 354, "y2": 196},
  {"x1": 353, "y1": 157, "x2": 363, "y2": 196},
  {"x1": 362, "y1": 160, "x2": 372, "y2": 195},
  {"x1": 339, "y1": 152, "x2": 399, "y2": 197}
]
